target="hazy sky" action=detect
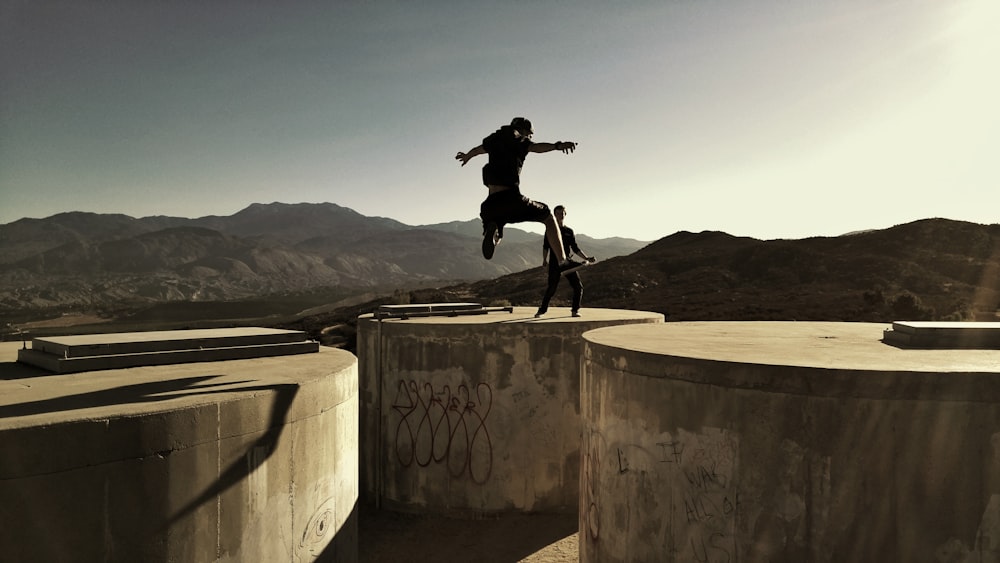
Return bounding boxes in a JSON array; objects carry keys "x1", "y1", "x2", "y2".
[{"x1": 2, "y1": 0, "x2": 997, "y2": 241}]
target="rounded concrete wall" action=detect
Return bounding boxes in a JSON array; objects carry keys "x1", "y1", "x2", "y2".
[
  {"x1": 357, "y1": 306, "x2": 663, "y2": 515},
  {"x1": 0, "y1": 343, "x2": 358, "y2": 563},
  {"x1": 581, "y1": 321, "x2": 1000, "y2": 563}
]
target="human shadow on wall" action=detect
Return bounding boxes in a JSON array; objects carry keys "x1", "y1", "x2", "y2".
[
  {"x1": 165, "y1": 382, "x2": 298, "y2": 527},
  {"x1": 0, "y1": 370, "x2": 300, "y2": 548}
]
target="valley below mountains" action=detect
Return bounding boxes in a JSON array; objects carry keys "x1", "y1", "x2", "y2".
[
  {"x1": 280, "y1": 217, "x2": 1000, "y2": 351},
  {"x1": 3, "y1": 204, "x2": 999, "y2": 353},
  {"x1": 0, "y1": 202, "x2": 646, "y2": 330}
]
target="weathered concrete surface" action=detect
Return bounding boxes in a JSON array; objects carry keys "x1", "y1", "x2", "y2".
[
  {"x1": 357, "y1": 306, "x2": 663, "y2": 515},
  {"x1": 581, "y1": 321, "x2": 1000, "y2": 563},
  {"x1": 0, "y1": 339, "x2": 359, "y2": 563}
]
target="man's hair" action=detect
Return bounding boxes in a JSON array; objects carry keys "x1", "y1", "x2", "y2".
[
  {"x1": 554, "y1": 205, "x2": 565, "y2": 213},
  {"x1": 510, "y1": 117, "x2": 533, "y2": 135}
]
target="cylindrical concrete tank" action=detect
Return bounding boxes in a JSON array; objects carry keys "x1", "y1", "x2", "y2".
[
  {"x1": 357, "y1": 306, "x2": 663, "y2": 515},
  {"x1": 0, "y1": 336, "x2": 358, "y2": 563},
  {"x1": 581, "y1": 321, "x2": 1000, "y2": 563}
]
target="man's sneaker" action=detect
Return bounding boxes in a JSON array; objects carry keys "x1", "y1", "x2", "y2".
[
  {"x1": 572, "y1": 311, "x2": 581, "y2": 317},
  {"x1": 482, "y1": 222, "x2": 500, "y2": 259},
  {"x1": 559, "y1": 259, "x2": 587, "y2": 275},
  {"x1": 534, "y1": 309, "x2": 545, "y2": 318}
]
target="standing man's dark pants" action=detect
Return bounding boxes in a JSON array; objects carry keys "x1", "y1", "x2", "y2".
[{"x1": 538, "y1": 258, "x2": 583, "y2": 315}]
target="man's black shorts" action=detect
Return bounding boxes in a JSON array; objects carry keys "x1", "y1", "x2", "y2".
[{"x1": 480, "y1": 189, "x2": 550, "y2": 226}]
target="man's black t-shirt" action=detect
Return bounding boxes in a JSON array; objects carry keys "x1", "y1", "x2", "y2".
[
  {"x1": 481, "y1": 125, "x2": 533, "y2": 189},
  {"x1": 544, "y1": 225, "x2": 582, "y2": 261}
]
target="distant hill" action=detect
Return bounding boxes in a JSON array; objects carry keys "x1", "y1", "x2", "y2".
[
  {"x1": 0, "y1": 202, "x2": 648, "y2": 315},
  {"x1": 278, "y1": 218, "x2": 1000, "y2": 350},
  {"x1": 459, "y1": 218, "x2": 1000, "y2": 321},
  {"x1": 8, "y1": 207, "x2": 997, "y2": 352}
]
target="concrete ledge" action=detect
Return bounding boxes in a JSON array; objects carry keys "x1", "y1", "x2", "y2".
[
  {"x1": 0, "y1": 339, "x2": 359, "y2": 562},
  {"x1": 357, "y1": 306, "x2": 663, "y2": 516},
  {"x1": 584, "y1": 321, "x2": 1000, "y2": 401},
  {"x1": 580, "y1": 321, "x2": 1000, "y2": 562}
]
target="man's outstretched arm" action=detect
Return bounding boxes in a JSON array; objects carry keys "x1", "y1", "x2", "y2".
[
  {"x1": 529, "y1": 141, "x2": 577, "y2": 154},
  {"x1": 455, "y1": 145, "x2": 486, "y2": 166}
]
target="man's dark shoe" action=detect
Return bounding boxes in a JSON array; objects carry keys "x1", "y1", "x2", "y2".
[
  {"x1": 559, "y1": 259, "x2": 587, "y2": 275},
  {"x1": 482, "y1": 222, "x2": 499, "y2": 259}
]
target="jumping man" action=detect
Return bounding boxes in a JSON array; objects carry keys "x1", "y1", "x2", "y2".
[{"x1": 455, "y1": 117, "x2": 584, "y2": 274}]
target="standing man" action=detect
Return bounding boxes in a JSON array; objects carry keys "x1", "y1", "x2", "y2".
[
  {"x1": 535, "y1": 205, "x2": 596, "y2": 318},
  {"x1": 456, "y1": 117, "x2": 585, "y2": 274}
]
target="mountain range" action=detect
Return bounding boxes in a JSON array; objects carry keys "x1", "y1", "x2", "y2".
[
  {"x1": 0, "y1": 202, "x2": 648, "y2": 317},
  {"x1": 4, "y1": 204, "x2": 999, "y2": 352},
  {"x1": 278, "y1": 217, "x2": 1000, "y2": 350}
]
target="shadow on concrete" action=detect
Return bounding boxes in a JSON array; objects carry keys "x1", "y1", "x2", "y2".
[
  {"x1": 0, "y1": 374, "x2": 282, "y2": 419},
  {"x1": 311, "y1": 501, "x2": 360, "y2": 563},
  {"x1": 1, "y1": 366, "x2": 311, "y2": 557},
  {"x1": 2, "y1": 371, "x2": 302, "y2": 549},
  {"x1": 0, "y1": 359, "x2": 53, "y2": 380},
  {"x1": 166, "y1": 382, "x2": 298, "y2": 527},
  {"x1": 357, "y1": 504, "x2": 578, "y2": 563}
]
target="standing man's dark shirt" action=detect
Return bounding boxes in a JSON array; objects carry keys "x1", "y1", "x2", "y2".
[
  {"x1": 538, "y1": 223, "x2": 585, "y2": 316},
  {"x1": 544, "y1": 224, "x2": 582, "y2": 261}
]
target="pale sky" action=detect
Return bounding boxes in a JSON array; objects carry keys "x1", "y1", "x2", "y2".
[{"x1": 1, "y1": 0, "x2": 997, "y2": 241}]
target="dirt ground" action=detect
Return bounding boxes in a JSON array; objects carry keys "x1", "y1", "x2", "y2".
[{"x1": 358, "y1": 506, "x2": 579, "y2": 563}]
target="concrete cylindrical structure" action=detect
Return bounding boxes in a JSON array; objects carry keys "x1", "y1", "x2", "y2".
[
  {"x1": 581, "y1": 321, "x2": 1000, "y2": 562},
  {"x1": 357, "y1": 306, "x2": 663, "y2": 515},
  {"x1": 0, "y1": 341, "x2": 359, "y2": 563}
]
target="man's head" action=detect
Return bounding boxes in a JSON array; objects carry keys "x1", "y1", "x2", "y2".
[
  {"x1": 510, "y1": 117, "x2": 533, "y2": 138},
  {"x1": 553, "y1": 205, "x2": 566, "y2": 222}
]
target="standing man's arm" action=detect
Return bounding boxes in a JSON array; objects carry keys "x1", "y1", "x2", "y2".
[
  {"x1": 455, "y1": 145, "x2": 486, "y2": 166},
  {"x1": 566, "y1": 230, "x2": 595, "y2": 262},
  {"x1": 529, "y1": 141, "x2": 577, "y2": 154},
  {"x1": 573, "y1": 242, "x2": 594, "y2": 262}
]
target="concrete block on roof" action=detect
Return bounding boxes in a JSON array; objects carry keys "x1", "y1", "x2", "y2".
[
  {"x1": 883, "y1": 320, "x2": 1000, "y2": 348},
  {"x1": 17, "y1": 327, "x2": 318, "y2": 374}
]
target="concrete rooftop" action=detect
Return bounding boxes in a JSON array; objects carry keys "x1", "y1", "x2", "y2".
[
  {"x1": 0, "y1": 338, "x2": 352, "y2": 431},
  {"x1": 585, "y1": 321, "x2": 1000, "y2": 372}
]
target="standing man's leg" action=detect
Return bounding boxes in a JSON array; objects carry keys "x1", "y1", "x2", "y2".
[
  {"x1": 568, "y1": 272, "x2": 583, "y2": 316},
  {"x1": 535, "y1": 260, "x2": 562, "y2": 317}
]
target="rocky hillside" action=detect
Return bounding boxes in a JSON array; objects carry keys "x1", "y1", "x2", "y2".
[
  {"x1": 279, "y1": 218, "x2": 1000, "y2": 350},
  {"x1": 462, "y1": 218, "x2": 1000, "y2": 321},
  {"x1": 0, "y1": 202, "x2": 648, "y2": 314}
]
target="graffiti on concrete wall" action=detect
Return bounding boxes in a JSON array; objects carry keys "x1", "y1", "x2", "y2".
[
  {"x1": 664, "y1": 428, "x2": 740, "y2": 563},
  {"x1": 298, "y1": 495, "x2": 337, "y2": 559},
  {"x1": 587, "y1": 427, "x2": 740, "y2": 562},
  {"x1": 390, "y1": 379, "x2": 494, "y2": 484},
  {"x1": 582, "y1": 432, "x2": 604, "y2": 541}
]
